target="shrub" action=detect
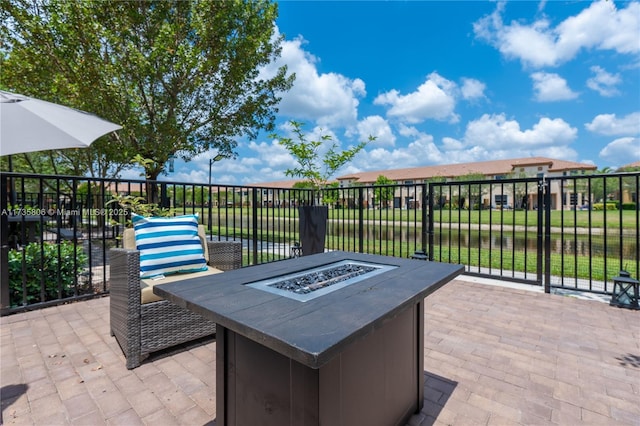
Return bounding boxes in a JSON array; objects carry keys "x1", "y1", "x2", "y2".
[
  {"x1": 592, "y1": 202, "x2": 618, "y2": 211},
  {"x1": 621, "y1": 202, "x2": 636, "y2": 211},
  {"x1": 106, "y1": 192, "x2": 171, "y2": 229},
  {"x1": 8, "y1": 242, "x2": 88, "y2": 307}
]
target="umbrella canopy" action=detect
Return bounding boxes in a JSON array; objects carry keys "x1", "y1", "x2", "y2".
[{"x1": 0, "y1": 90, "x2": 122, "y2": 156}]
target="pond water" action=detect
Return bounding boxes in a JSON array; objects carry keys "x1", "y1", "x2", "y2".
[
  {"x1": 328, "y1": 223, "x2": 635, "y2": 258},
  {"x1": 217, "y1": 215, "x2": 636, "y2": 258}
]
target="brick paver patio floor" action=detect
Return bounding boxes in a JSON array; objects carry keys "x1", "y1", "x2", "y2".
[{"x1": 1, "y1": 277, "x2": 639, "y2": 425}]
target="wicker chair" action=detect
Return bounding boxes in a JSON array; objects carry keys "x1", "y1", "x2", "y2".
[{"x1": 109, "y1": 225, "x2": 242, "y2": 369}]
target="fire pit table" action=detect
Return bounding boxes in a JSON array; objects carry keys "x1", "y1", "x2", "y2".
[{"x1": 154, "y1": 251, "x2": 463, "y2": 426}]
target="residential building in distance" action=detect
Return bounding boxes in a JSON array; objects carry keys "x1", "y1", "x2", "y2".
[
  {"x1": 252, "y1": 157, "x2": 599, "y2": 211},
  {"x1": 335, "y1": 157, "x2": 597, "y2": 210},
  {"x1": 336, "y1": 157, "x2": 596, "y2": 185}
]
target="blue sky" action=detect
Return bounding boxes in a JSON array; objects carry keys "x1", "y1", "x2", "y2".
[{"x1": 161, "y1": 0, "x2": 640, "y2": 186}]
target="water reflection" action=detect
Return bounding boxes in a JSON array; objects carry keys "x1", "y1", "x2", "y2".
[{"x1": 327, "y1": 223, "x2": 636, "y2": 258}]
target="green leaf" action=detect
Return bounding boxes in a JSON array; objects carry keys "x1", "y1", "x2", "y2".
[{"x1": 273, "y1": 121, "x2": 373, "y2": 202}]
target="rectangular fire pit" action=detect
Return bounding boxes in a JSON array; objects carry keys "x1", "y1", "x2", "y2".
[
  {"x1": 155, "y1": 251, "x2": 463, "y2": 426},
  {"x1": 246, "y1": 259, "x2": 397, "y2": 302}
]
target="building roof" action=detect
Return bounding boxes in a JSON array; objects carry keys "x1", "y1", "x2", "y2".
[
  {"x1": 617, "y1": 161, "x2": 640, "y2": 171},
  {"x1": 247, "y1": 180, "x2": 303, "y2": 189},
  {"x1": 335, "y1": 157, "x2": 597, "y2": 184}
]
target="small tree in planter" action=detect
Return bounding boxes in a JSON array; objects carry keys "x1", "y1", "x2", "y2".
[
  {"x1": 107, "y1": 193, "x2": 170, "y2": 228},
  {"x1": 273, "y1": 121, "x2": 373, "y2": 255}
]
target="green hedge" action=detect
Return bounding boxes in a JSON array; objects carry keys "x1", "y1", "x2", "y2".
[
  {"x1": 8, "y1": 242, "x2": 89, "y2": 307},
  {"x1": 621, "y1": 202, "x2": 636, "y2": 211},
  {"x1": 592, "y1": 202, "x2": 619, "y2": 211}
]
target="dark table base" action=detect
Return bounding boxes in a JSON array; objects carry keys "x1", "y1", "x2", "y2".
[{"x1": 216, "y1": 301, "x2": 424, "y2": 426}]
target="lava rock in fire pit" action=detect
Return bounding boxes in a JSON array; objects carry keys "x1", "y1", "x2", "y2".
[{"x1": 270, "y1": 264, "x2": 377, "y2": 295}]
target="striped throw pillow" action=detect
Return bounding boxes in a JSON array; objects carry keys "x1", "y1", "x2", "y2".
[{"x1": 132, "y1": 213, "x2": 207, "y2": 278}]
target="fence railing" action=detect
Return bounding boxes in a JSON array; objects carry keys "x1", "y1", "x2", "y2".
[
  {"x1": 1, "y1": 171, "x2": 638, "y2": 315},
  {"x1": 428, "y1": 173, "x2": 639, "y2": 294}
]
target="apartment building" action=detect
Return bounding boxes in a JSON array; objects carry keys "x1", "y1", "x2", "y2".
[{"x1": 335, "y1": 157, "x2": 597, "y2": 210}]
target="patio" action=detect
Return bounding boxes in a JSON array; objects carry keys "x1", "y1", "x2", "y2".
[{"x1": 1, "y1": 277, "x2": 638, "y2": 426}]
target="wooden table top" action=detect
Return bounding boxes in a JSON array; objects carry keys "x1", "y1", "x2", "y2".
[{"x1": 155, "y1": 251, "x2": 463, "y2": 368}]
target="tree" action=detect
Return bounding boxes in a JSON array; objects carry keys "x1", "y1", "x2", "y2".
[
  {"x1": 454, "y1": 173, "x2": 486, "y2": 209},
  {"x1": 373, "y1": 175, "x2": 395, "y2": 208},
  {"x1": 424, "y1": 176, "x2": 447, "y2": 209},
  {"x1": 590, "y1": 167, "x2": 615, "y2": 203},
  {"x1": 507, "y1": 171, "x2": 534, "y2": 209},
  {"x1": 274, "y1": 121, "x2": 373, "y2": 204},
  {"x1": 1, "y1": 0, "x2": 294, "y2": 187}
]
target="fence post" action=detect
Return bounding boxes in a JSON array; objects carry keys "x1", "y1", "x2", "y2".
[
  {"x1": 420, "y1": 183, "x2": 428, "y2": 255},
  {"x1": 358, "y1": 186, "x2": 364, "y2": 253},
  {"x1": 544, "y1": 178, "x2": 552, "y2": 294},
  {"x1": 1, "y1": 173, "x2": 10, "y2": 314},
  {"x1": 536, "y1": 178, "x2": 545, "y2": 290},
  {"x1": 427, "y1": 183, "x2": 434, "y2": 261},
  {"x1": 252, "y1": 188, "x2": 259, "y2": 265}
]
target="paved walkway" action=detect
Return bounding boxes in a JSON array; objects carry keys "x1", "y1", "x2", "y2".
[{"x1": 1, "y1": 277, "x2": 639, "y2": 425}]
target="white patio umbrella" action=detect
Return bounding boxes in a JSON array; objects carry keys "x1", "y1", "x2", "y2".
[{"x1": 0, "y1": 90, "x2": 122, "y2": 156}]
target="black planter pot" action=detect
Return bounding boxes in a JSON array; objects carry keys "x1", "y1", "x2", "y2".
[{"x1": 298, "y1": 205, "x2": 328, "y2": 256}]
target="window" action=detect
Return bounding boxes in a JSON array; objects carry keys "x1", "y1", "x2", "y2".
[
  {"x1": 569, "y1": 193, "x2": 578, "y2": 205},
  {"x1": 494, "y1": 194, "x2": 507, "y2": 206},
  {"x1": 404, "y1": 180, "x2": 414, "y2": 185}
]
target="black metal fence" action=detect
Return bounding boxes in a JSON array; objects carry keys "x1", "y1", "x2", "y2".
[
  {"x1": 1, "y1": 171, "x2": 638, "y2": 314},
  {"x1": 428, "y1": 173, "x2": 639, "y2": 294}
]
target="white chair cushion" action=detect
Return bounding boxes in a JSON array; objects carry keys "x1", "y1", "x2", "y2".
[{"x1": 140, "y1": 266, "x2": 223, "y2": 304}]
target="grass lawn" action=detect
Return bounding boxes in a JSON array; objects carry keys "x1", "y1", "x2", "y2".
[
  {"x1": 199, "y1": 206, "x2": 637, "y2": 229},
  {"x1": 193, "y1": 206, "x2": 637, "y2": 283}
]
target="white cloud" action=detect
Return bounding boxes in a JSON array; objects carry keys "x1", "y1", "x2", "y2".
[
  {"x1": 441, "y1": 137, "x2": 465, "y2": 151},
  {"x1": 349, "y1": 127, "x2": 444, "y2": 171},
  {"x1": 247, "y1": 139, "x2": 294, "y2": 169},
  {"x1": 474, "y1": 1, "x2": 640, "y2": 68},
  {"x1": 398, "y1": 124, "x2": 423, "y2": 138},
  {"x1": 259, "y1": 30, "x2": 365, "y2": 128},
  {"x1": 586, "y1": 66, "x2": 622, "y2": 97},
  {"x1": 585, "y1": 112, "x2": 640, "y2": 135},
  {"x1": 599, "y1": 137, "x2": 640, "y2": 164},
  {"x1": 326, "y1": 113, "x2": 584, "y2": 175},
  {"x1": 463, "y1": 113, "x2": 578, "y2": 149},
  {"x1": 171, "y1": 169, "x2": 236, "y2": 185},
  {"x1": 460, "y1": 78, "x2": 486, "y2": 100},
  {"x1": 432, "y1": 144, "x2": 581, "y2": 165},
  {"x1": 257, "y1": 122, "x2": 349, "y2": 175},
  {"x1": 117, "y1": 168, "x2": 146, "y2": 181},
  {"x1": 355, "y1": 116, "x2": 396, "y2": 147},
  {"x1": 537, "y1": 0, "x2": 547, "y2": 13},
  {"x1": 165, "y1": 150, "x2": 242, "y2": 184},
  {"x1": 336, "y1": 114, "x2": 581, "y2": 175},
  {"x1": 374, "y1": 72, "x2": 459, "y2": 124},
  {"x1": 531, "y1": 72, "x2": 578, "y2": 101}
]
